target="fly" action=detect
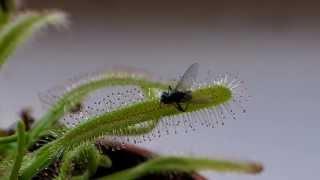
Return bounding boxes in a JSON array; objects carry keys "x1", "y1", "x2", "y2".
[{"x1": 160, "y1": 63, "x2": 199, "y2": 112}]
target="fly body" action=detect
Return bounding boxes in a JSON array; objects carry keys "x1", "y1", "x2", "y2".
[{"x1": 160, "y1": 63, "x2": 199, "y2": 112}]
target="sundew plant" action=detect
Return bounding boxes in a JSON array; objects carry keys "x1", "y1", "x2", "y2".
[{"x1": 0, "y1": 1, "x2": 263, "y2": 180}]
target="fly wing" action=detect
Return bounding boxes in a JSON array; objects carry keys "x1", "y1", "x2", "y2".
[{"x1": 175, "y1": 63, "x2": 199, "y2": 91}]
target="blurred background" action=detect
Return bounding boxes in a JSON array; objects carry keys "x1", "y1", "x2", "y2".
[{"x1": 1, "y1": 0, "x2": 319, "y2": 179}]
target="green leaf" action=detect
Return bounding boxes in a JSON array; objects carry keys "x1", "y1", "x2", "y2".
[
  {"x1": 21, "y1": 84, "x2": 233, "y2": 179},
  {"x1": 29, "y1": 76, "x2": 167, "y2": 146},
  {"x1": 0, "y1": 134, "x2": 17, "y2": 145},
  {"x1": 56, "y1": 85, "x2": 232, "y2": 151},
  {"x1": 9, "y1": 121, "x2": 26, "y2": 180},
  {"x1": 100, "y1": 156, "x2": 263, "y2": 180},
  {"x1": 55, "y1": 143, "x2": 111, "y2": 180},
  {"x1": 0, "y1": 11, "x2": 67, "y2": 69}
]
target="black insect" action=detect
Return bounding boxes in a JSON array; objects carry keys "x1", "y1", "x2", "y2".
[{"x1": 160, "y1": 63, "x2": 199, "y2": 112}]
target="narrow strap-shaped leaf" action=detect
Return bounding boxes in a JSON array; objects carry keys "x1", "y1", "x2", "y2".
[
  {"x1": 21, "y1": 85, "x2": 233, "y2": 179},
  {"x1": 100, "y1": 156, "x2": 263, "y2": 180},
  {"x1": 0, "y1": 134, "x2": 17, "y2": 144},
  {"x1": 55, "y1": 143, "x2": 111, "y2": 180},
  {"x1": 0, "y1": 11, "x2": 67, "y2": 69},
  {"x1": 9, "y1": 121, "x2": 26, "y2": 180},
  {"x1": 29, "y1": 77, "x2": 166, "y2": 147}
]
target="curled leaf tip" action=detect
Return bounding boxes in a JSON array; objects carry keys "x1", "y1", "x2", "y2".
[{"x1": 0, "y1": 9, "x2": 68, "y2": 69}]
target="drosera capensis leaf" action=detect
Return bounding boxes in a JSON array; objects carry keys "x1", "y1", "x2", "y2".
[
  {"x1": 100, "y1": 156, "x2": 263, "y2": 180},
  {"x1": 30, "y1": 71, "x2": 168, "y2": 145},
  {"x1": 0, "y1": 10, "x2": 67, "y2": 69},
  {"x1": 0, "y1": 134, "x2": 17, "y2": 144},
  {"x1": 56, "y1": 143, "x2": 111, "y2": 180},
  {"x1": 62, "y1": 85, "x2": 148, "y2": 128},
  {"x1": 19, "y1": 73, "x2": 168, "y2": 179},
  {"x1": 69, "y1": 72, "x2": 248, "y2": 146},
  {"x1": 20, "y1": 75, "x2": 246, "y2": 179},
  {"x1": 56, "y1": 85, "x2": 232, "y2": 149},
  {"x1": 38, "y1": 65, "x2": 159, "y2": 108},
  {"x1": 9, "y1": 121, "x2": 26, "y2": 180}
]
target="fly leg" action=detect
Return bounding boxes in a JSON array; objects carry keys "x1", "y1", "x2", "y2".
[
  {"x1": 168, "y1": 86, "x2": 172, "y2": 93},
  {"x1": 176, "y1": 103, "x2": 186, "y2": 112}
]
